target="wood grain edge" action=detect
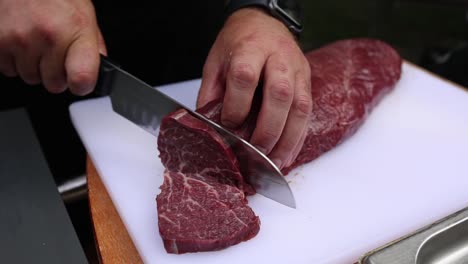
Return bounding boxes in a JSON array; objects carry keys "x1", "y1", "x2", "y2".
[{"x1": 87, "y1": 156, "x2": 143, "y2": 264}]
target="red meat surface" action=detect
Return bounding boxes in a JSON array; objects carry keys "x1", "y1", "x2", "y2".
[{"x1": 156, "y1": 39, "x2": 402, "y2": 254}]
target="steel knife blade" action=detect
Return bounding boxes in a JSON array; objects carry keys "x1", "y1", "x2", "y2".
[{"x1": 96, "y1": 56, "x2": 296, "y2": 208}]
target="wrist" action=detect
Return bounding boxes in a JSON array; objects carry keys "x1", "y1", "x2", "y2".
[
  {"x1": 224, "y1": 0, "x2": 303, "y2": 36},
  {"x1": 227, "y1": 7, "x2": 289, "y2": 32}
]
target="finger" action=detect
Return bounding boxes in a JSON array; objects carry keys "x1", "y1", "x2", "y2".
[
  {"x1": 65, "y1": 30, "x2": 100, "y2": 96},
  {"x1": 97, "y1": 28, "x2": 107, "y2": 56},
  {"x1": 39, "y1": 45, "x2": 67, "y2": 94},
  {"x1": 250, "y1": 54, "x2": 295, "y2": 158},
  {"x1": 285, "y1": 125, "x2": 308, "y2": 169},
  {"x1": 0, "y1": 53, "x2": 17, "y2": 77},
  {"x1": 284, "y1": 64, "x2": 312, "y2": 168},
  {"x1": 14, "y1": 45, "x2": 42, "y2": 85},
  {"x1": 11, "y1": 27, "x2": 46, "y2": 84},
  {"x1": 221, "y1": 47, "x2": 266, "y2": 127},
  {"x1": 268, "y1": 71, "x2": 312, "y2": 169},
  {"x1": 197, "y1": 50, "x2": 224, "y2": 109}
]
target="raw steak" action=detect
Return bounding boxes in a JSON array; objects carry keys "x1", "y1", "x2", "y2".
[
  {"x1": 157, "y1": 109, "x2": 259, "y2": 254},
  {"x1": 289, "y1": 38, "x2": 402, "y2": 173},
  {"x1": 156, "y1": 38, "x2": 402, "y2": 254}
]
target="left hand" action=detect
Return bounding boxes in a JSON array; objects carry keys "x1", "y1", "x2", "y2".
[
  {"x1": 197, "y1": 8, "x2": 312, "y2": 170},
  {"x1": 0, "y1": 0, "x2": 106, "y2": 95}
]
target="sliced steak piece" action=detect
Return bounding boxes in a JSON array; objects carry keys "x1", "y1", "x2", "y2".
[
  {"x1": 156, "y1": 169, "x2": 259, "y2": 254},
  {"x1": 158, "y1": 108, "x2": 255, "y2": 195},
  {"x1": 156, "y1": 38, "x2": 402, "y2": 254},
  {"x1": 157, "y1": 109, "x2": 259, "y2": 254}
]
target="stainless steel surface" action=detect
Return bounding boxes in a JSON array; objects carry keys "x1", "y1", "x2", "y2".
[
  {"x1": 102, "y1": 59, "x2": 296, "y2": 208},
  {"x1": 416, "y1": 218, "x2": 468, "y2": 264},
  {"x1": 359, "y1": 207, "x2": 468, "y2": 264},
  {"x1": 58, "y1": 175, "x2": 88, "y2": 203}
]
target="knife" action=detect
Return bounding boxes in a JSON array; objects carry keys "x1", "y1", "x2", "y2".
[{"x1": 96, "y1": 56, "x2": 296, "y2": 208}]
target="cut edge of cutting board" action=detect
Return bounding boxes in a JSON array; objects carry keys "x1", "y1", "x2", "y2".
[{"x1": 87, "y1": 156, "x2": 143, "y2": 263}]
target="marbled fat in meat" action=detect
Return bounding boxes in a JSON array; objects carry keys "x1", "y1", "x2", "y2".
[{"x1": 156, "y1": 38, "x2": 402, "y2": 254}]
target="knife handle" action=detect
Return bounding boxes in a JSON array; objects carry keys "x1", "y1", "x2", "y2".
[{"x1": 94, "y1": 55, "x2": 120, "y2": 96}]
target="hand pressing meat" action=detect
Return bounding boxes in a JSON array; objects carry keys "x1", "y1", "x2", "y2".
[
  {"x1": 157, "y1": 38, "x2": 402, "y2": 254},
  {"x1": 198, "y1": 8, "x2": 312, "y2": 170}
]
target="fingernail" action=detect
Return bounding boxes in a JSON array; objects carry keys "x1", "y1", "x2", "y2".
[
  {"x1": 48, "y1": 79, "x2": 67, "y2": 94},
  {"x1": 73, "y1": 88, "x2": 91, "y2": 96},
  {"x1": 272, "y1": 158, "x2": 283, "y2": 169},
  {"x1": 72, "y1": 83, "x2": 93, "y2": 96}
]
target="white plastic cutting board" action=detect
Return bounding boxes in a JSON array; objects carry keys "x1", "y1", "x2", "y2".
[{"x1": 70, "y1": 62, "x2": 468, "y2": 264}]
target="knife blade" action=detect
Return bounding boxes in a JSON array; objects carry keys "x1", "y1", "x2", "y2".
[{"x1": 96, "y1": 56, "x2": 296, "y2": 208}]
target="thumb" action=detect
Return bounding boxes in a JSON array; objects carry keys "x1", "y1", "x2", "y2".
[{"x1": 65, "y1": 30, "x2": 100, "y2": 96}]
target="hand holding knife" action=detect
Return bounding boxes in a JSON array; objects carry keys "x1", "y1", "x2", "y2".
[{"x1": 96, "y1": 56, "x2": 296, "y2": 208}]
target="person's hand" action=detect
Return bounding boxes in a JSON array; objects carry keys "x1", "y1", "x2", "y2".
[
  {"x1": 0, "y1": 0, "x2": 106, "y2": 95},
  {"x1": 197, "y1": 8, "x2": 312, "y2": 170}
]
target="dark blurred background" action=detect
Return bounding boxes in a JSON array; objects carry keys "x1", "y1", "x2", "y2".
[{"x1": 1, "y1": 0, "x2": 467, "y2": 262}]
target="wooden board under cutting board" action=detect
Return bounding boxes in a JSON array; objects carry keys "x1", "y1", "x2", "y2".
[{"x1": 70, "y1": 62, "x2": 468, "y2": 264}]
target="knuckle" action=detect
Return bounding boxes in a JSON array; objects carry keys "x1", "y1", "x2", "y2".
[
  {"x1": 238, "y1": 37, "x2": 262, "y2": 52},
  {"x1": 36, "y1": 21, "x2": 59, "y2": 46},
  {"x1": 277, "y1": 36, "x2": 297, "y2": 53},
  {"x1": 71, "y1": 10, "x2": 92, "y2": 29},
  {"x1": 270, "y1": 78, "x2": 293, "y2": 103},
  {"x1": 239, "y1": 33, "x2": 261, "y2": 47},
  {"x1": 292, "y1": 94, "x2": 313, "y2": 118},
  {"x1": 229, "y1": 62, "x2": 257, "y2": 88}
]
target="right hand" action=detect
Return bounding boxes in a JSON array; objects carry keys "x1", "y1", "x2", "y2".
[
  {"x1": 198, "y1": 8, "x2": 312, "y2": 170},
  {"x1": 0, "y1": 0, "x2": 106, "y2": 95}
]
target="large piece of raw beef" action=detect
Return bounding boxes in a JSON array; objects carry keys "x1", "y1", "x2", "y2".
[{"x1": 156, "y1": 39, "x2": 402, "y2": 254}]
